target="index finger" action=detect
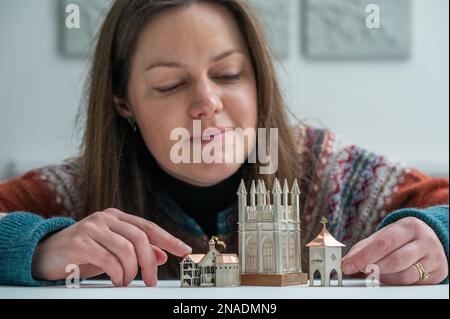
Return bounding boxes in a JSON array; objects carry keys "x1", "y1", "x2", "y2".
[
  {"x1": 105, "y1": 208, "x2": 192, "y2": 256},
  {"x1": 343, "y1": 221, "x2": 415, "y2": 274}
]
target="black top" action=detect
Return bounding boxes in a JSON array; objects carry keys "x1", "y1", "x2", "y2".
[{"x1": 154, "y1": 165, "x2": 244, "y2": 237}]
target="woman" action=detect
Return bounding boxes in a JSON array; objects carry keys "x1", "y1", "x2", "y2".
[{"x1": 0, "y1": 0, "x2": 448, "y2": 287}]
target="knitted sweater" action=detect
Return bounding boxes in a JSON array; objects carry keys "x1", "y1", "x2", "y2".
[{"x1": 0, "y1": 125, "x2": 448, "y2": 286}]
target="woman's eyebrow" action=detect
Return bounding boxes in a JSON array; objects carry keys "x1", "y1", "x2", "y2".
[
  {"x1": 144, "y1": 61, "x2": 187, "y2": 72},
  {"x1": 144, "y1": 49, "x2": 246, "y2": 72},
  {"x1": 212, "y1": 49, "x2": 246, "y2": 63}
]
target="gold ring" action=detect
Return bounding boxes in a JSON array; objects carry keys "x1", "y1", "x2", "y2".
[{"x1": 414, "y1": 262, "x2": 430, "y2": 281}]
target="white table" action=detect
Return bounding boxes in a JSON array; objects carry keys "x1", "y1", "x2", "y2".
[{"x1": 0, "y1": 280, "x2": 448, "y2": 299}]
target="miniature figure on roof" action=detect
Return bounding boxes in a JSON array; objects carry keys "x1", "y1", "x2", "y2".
[{"x1": 306, "y1": 217, "x2": 346, "y2": 287}]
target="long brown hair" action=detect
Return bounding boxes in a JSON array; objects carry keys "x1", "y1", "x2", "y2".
[{"x1": 79, "y1": 0, "x2": 309, "y2": 218}]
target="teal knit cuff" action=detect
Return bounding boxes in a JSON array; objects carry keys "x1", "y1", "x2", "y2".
[
  {"x1": 0, "y1": 212, "x2": 76, "y2": 287},
  {"x1": 378, "y1": 205, "x2": 449, "y2": 284}
]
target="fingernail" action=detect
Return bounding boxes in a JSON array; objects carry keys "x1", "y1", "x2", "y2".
[
  {"x1": 343, "y1": 262, "x2": 356, "y2": 274},
  {"x1": 179, "y1": 241, "x2": 192, "y2": 253},
  {"x1": 151, "y1": 275, "x2": 158, "y2": 287}
]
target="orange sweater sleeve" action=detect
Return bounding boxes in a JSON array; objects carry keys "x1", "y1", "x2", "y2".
[
  {"x1": 386, "y1": 169, "x2": 449, "y2": 212},
  {"x1": 0, "y1": 171, "x2": 66, "y2": 219}
]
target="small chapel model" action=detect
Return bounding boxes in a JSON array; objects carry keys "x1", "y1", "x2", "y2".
[
  {"x1": 306, "y1": 217, "x2": 346, "y2": 287},
  {"x1": 180, "y1": 237, "x2": 240, "y2": 288},
  {"x1": 237, "y1": 178, "x2": 308, "y2": 286}
]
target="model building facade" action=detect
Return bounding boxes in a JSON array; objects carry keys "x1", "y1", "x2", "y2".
[
  {"x1": 180, "y1": 237, "x2": 240, "y2": 287},
  {"x1": 237, "y1": 178, "x2": 307, "y2": 286},
  {"x1": 306, "y1": 217, "x2": 346, "y2": 287}
]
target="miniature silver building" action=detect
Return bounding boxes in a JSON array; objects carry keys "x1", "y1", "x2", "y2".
[
  {"x1": 237, "y1": 178, "x2": 307, "y2": 286},
  {"x1": 306, "y1": 217, "x2": 346, "y2": 287},
  {"x1": 180, "y1": 237, "x2": 240, "y2": 288}
]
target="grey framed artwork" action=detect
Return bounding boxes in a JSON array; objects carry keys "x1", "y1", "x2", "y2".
[
  {"x1": 301, "y1": 0, "x2": 411, "y2": 59},
  {"x1": 249, "y1": 0, "x2": 291, "y2": 60},
  {"x1": 59, "y1": 0, "x2": 292, "y2": 60},
  {"x1": 59, "y1": 0, "x2": 112, "y2": 59}
]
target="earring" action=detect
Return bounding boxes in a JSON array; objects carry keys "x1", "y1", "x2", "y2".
[{"x1": 127, "y1": 117, "x2": 137, "y2": 132}]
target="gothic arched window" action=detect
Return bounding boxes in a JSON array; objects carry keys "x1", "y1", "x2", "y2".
[
  {"x1": 263, "y1": 238, "x2": 274, "y2": 272},
  {"x1": 247, "y1": 237, "x2": 257, "y2": 272},
  {"x1": 289, "y1": 235, "x2": 296, "y2": 270}
]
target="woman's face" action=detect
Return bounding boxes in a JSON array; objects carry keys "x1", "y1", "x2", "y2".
[{"x1": 116, "y1": 2, "x2": 258, "y2": 187}]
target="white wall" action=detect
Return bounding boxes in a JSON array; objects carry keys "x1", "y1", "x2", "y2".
[
  {"x1": 279, "y1": 0, "x2": 449, "y2": 176},
  {"x1": 0, "y1": 0, "x2": 448, "y2": 181},
  {"x1": 0, "y1": 0, "x2": 87, "y2": 180}
]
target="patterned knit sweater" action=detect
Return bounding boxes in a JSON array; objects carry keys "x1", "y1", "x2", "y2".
[{"x1": 0, "y1": 125, "x2": 448, "y2": 286}]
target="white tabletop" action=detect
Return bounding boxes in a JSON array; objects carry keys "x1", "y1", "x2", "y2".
[{"x1": 0, "y1": 280, "x2": 448, "y2": 299}]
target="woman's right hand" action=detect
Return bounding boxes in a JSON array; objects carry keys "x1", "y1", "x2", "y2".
[{"x1": 31, "y1": 208, "x2": 192, "y2": 287}]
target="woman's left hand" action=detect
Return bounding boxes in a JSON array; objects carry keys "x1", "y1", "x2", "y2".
[{"x1": 342, "y1": 217, "x2": 448, "y2": 285}]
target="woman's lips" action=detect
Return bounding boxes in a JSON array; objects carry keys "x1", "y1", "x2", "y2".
[{"x1": 190, "y1": 127, "x2": 229, "y2": 144}]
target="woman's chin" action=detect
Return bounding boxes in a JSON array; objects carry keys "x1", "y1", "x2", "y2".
[{"x1": 179, "y1": 163, "x2": 243, "y2": 187}]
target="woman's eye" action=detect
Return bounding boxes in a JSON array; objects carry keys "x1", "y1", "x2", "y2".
[
  {"x1": 155, "y1": 82, "x2": 184, "y2": 94},
  {"x1": 218, "y1": 73, "x2": 242, "y2": 82}
]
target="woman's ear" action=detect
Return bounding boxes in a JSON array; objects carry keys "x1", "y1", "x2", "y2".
[{"x1": 114, "y1": 96, "x2": 134, "y2": 119}]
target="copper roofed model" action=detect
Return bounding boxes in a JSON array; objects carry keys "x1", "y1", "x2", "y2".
[{"x1": 306, "y1": 217, "x2": 346, "y2": 248}]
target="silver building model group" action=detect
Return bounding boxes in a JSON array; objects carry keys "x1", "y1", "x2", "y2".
[{"x1": 180, "y1": 178, "x2": 345, "y2": 288}]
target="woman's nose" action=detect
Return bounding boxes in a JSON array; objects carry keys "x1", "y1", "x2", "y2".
[{"x1": 188, "y1": 80, "x2": 224, "y2": 119}]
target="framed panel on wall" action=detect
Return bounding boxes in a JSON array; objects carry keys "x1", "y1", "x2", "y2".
[
  {"x1": 59, "y1": 0, "x2": 293, "y2": 60},
  {"x1": 301, "y1": 0, "x2": 411, "y2": 60},
  {"x1": 250, "y1": 0, "x2": 291, "y2": 60},
  {"x1": 59, "y1": 0, "x2": 112, "y2": 59}
]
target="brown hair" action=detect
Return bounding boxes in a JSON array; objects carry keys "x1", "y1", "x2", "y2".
[{"x1": 79, "y1": 0, "x2": 309, "y2": 218}]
